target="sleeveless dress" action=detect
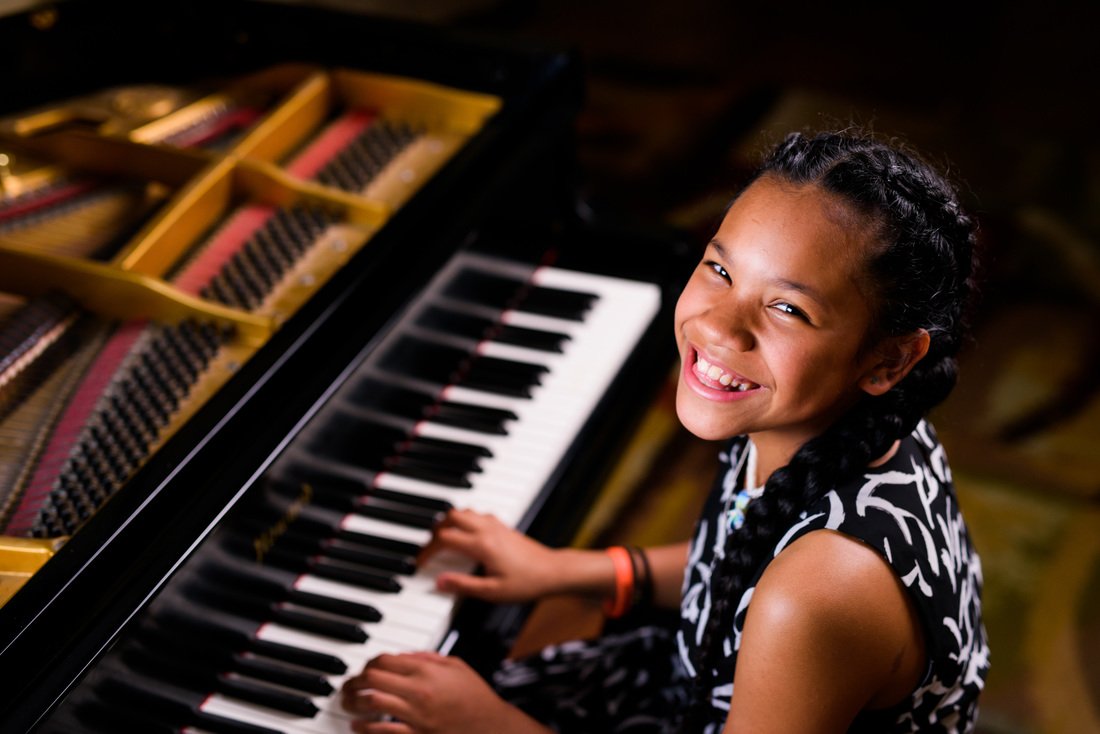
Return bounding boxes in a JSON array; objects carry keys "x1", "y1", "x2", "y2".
[{"x1": 493, "y1": 420, "x2": 990, "y2": 733}]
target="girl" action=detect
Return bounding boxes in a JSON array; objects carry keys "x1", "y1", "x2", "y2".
[{"x1": 340, "y1": 130, "x2": 990, "y2": 733}]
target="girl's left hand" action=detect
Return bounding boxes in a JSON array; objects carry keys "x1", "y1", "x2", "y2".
[{"x1": 341, "y1": 651, "x2": 549, "y2": 734}]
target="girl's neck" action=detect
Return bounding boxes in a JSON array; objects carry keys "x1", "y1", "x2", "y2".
[
  {"x1": 746, "y1": 432, "x2": 802, "y2": 488},
  {"x1": 748, "y1": 432, "x2": 904, "y2": 486}
]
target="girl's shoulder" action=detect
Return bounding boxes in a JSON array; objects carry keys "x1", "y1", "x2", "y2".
[{"x1": 744, "y1": 526, "x2": 928, "y2": 708}]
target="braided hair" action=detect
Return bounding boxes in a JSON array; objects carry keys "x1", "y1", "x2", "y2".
[{"x1": 683, "y1": 130, "x2": 980, "y2": 729}]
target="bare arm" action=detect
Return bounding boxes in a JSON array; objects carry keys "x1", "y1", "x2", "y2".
[
  {"x1": 642, "y1": 542, "x2": 689, "y2": 609},
  {"x1": 722, "y1": 530, "x2": 926, "y2": 733},
  {"x1": 423, "y1": 510, "x2": 688, "y2": 611}
]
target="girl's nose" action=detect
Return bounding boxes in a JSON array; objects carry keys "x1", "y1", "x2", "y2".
[{"x1": 697, "y1": 298, "x2": 755, "y2": 352}]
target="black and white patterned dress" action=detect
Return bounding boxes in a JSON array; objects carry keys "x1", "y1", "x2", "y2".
[{"x1": 494, "y1": 420, "x2": 990, "y2": 733}]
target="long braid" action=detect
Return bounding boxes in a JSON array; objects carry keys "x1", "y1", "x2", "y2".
[{"x1": 682, "y1": 130, "x2": 978, "y2": 730}]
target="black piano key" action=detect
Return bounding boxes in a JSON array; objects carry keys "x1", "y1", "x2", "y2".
[
  {"x1": 429, "y1": 400, "x2": 516, "y2": 434},
  {"x1": 69, "y1": 701, "x2": 196, "y2": 734},
  {"x1": 494, "y1": 322, "x2": 571, "y2": 352},
  {"x1": 443, "y1": 268, "x2": 598, "y2": 321},
  {"x1": 378, "y1": 337, "x2": 546, "y2": 397},
  {"x1": 385, "y1": 449, "x2": 483, "y2": 479},
  {"x1": 348, "y1": 377, "x2": 516, "y2": 434},
  {"x1": 232, "y1": 653, "x2": 335, "y2": 697},
  {"x1": 96, "y1": 673, "x2": 284, "y2": 734},
  {"x1": 286, "y1": 585, "x2": 383, "y2": 622},
  {"x1": 369, "y1": 486, "x2": 453, "y2": 514},
  {"x1": 355, "y1": 495, "x2": 445, "y2": 530},
  {"x1": 187, "y1": 585, "x2": 369, "y2": 643},
  {"x1": 318, "y1": 537, "x2": 417, "y2": 575},
  {"x1": 305, "y1": 414, "x2": 482, "y2": 487},
  {"x1": 347, "y1": 378, "x2": 438, "y2": 419},
  {"x1": 251, "y1": 490, "x2": 424, "y2": 557},
  {"x1": 217, "y1": 674, "x2": 319, "y2": 718},
  {"x1": 407, "y1": 433, "x2": 492, "y2": 460},
  {"x1": 225, "y1": 537, "x2": 404, "y2": 593},
  {"x1": 309, "y1": 556, "x2": 403, "y2": 592},
  {"x1": 155, "y1": 606, "x2": 347, "y2": 674},
  {"x1": 203, "y1": 560, "x2": 383, "y2": 622},
  {"x1": 152, "y1": 655, "x2": 321, "y2": 717},
  {"x1": 380, "y1": 459, "x2": 473, "y2": 489},
  {"x1": 249, "y1": 637, "x2": 346, "y2": 675},
  {"x1": 137, "y1": 625, "x2": 336, "y2": 697},
  {"x1": 306, "y1": 414, "x2": 410, "y2": 466},
  {"x1": 521, "y1": 284, "x2": 599, "y2": 321},
  {"x1": 460, "y1": 363, "x2": 541, "y2": 397},
  {"x1": 333, "y1": 526, "x2": 423, "y2": 557},
  {"x1": 275, "y1": 606, "x2": 368, "y2": 643},
  {"x1": 123, "y1": 643, "x2": 321, "y2": 718},
  {"x1": 416, "y1": 306, "x2": 570, "y2": 352},
  {"x1": 257, "y1": 525, "x2": 418, "y2": 576}
]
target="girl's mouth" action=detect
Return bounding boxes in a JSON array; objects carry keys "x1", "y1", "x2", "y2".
[
  {"x1": 694, "y1": 355, "x2": 760, "y2": 391},
  {"x1": 684, "y1": 349, "x2": 762, "y2": 399}
]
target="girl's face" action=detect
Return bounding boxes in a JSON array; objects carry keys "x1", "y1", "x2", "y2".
[{"x1": 674, "y1": 177, "x2": 883, "y2": 456}]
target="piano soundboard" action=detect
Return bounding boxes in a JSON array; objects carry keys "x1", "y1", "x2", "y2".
[{"x1": 0, "y1": 3, "x2": 691, "y2": 731}]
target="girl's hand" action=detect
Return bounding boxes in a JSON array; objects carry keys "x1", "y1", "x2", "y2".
[
  {"x1": 341, "y1": 652, "x2": 550, "y2": 734},
  {"x1": 420, "y1": 509, "x2": 562, "y2": 603}
]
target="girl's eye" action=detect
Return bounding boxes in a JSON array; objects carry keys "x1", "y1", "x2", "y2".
[
  {"x1": 704, "y1": 260, "x2": 730, "y2": 281},
  {"x1": 773, "y1": 302, "x2": 809, "y2": 321}
]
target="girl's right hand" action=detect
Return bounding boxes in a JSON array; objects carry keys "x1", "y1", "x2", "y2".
[{"x1": 420, "y1": 509, "x2": 564, "y2": 603}]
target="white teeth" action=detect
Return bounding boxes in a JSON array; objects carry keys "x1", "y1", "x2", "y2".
[{"x1": 695, "y1": 354, "x2": 751, "y2": 390}]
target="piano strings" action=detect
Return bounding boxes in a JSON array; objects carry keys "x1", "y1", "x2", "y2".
[{"x1": 0, "y1": 63, "x2": 500, "y2": 563}]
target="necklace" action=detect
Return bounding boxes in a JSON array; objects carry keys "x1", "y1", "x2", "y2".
[{"x1": 725, "y1": 439, "x2": 764, "y2": 532}]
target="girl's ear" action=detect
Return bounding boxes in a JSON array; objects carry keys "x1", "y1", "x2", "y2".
[{"x1": 860, "y1": 328, "x2": 931, "y2": 396}]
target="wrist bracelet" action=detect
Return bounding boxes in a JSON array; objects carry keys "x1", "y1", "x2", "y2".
[
  {"x1": 632, "y1": 546, "x2": 654, "y2": 606},
  {"x1": 602, "y1": 546, "x2": 635, "y2": 619}
]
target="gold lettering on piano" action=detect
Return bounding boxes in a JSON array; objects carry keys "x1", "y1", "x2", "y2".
[{"x1": 252, "y1": 482, "x2": 313, "y2": 564}]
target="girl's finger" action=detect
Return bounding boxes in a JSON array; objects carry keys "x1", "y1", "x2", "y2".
[
  {"x1": 350, "y1": 716, "x2": 415, "y2": 734},
  {"x1": 363, "y1": 652, "x2": 429, "y2": 676},
  {"x1": 345, "y1": 687, "x2": 418, "y2": 727},
  {"x1": 433, "y1": 526, "x2": 485, "y2": 555},
  {"x1": 436, "y1": 571, "x2": 500, "y2": 598},
  {"x1": 342, "y1": 668, "x2": 421, "y2": 713},
  {"x1": 445, "y1": 508, "x2": 494, "y2": 531}
]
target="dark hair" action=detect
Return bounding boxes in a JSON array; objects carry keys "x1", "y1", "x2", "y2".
[{"x1": 684, "y1": 130, "x2": 980, "y2": 728}]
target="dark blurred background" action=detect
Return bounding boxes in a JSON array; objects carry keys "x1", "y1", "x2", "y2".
[{"x1": 5, "y1": 0, "x2": 1097, "y2": 730}]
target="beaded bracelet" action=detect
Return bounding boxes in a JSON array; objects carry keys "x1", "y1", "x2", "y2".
[{"x1": 630, "y1": 545, "x2": 654, "y2": 607}]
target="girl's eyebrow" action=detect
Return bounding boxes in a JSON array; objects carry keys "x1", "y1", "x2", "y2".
[
  {"x1": 709, "y1": 240, "x2": 827, "y2": 307},
  {"x1": 769, "y1": 277, "x2": 827, "y2": 308}
]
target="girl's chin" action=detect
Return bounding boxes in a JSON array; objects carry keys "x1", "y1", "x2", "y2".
[{"x1": 675, "y1": 389, "x2": 748, "y2": 442}]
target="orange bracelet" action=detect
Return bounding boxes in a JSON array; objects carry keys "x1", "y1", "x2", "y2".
[{"x1": 602, "y1": 546, "x2": 635, "y2": 618}]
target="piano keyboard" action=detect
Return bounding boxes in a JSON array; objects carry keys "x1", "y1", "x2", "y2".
[{"x1": 48, "y1": 252, "x2": 662, "y2": 734}]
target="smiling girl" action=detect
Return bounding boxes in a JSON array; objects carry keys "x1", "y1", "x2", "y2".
[{"x1": 341, "y1": 130, "x2": 990, "y2": 733}]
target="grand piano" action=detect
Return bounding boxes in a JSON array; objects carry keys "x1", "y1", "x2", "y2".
[{"x1": 0, "y1": 2, "x2": 692, "y2": 731}]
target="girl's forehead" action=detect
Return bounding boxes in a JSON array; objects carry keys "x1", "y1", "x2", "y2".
[{"x1": 714, "y1": 179, "x2": 875, "y2": 281}]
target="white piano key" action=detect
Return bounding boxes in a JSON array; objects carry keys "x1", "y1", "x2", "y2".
[
  {"x1": 294, "y1": 574, "x2": 454, "y2": 623},
  {"x1": 257, "y1": 623, "x2": 421, "y2": 673},
  {"x1": 201, "y1": 692, "x2": 352, "y2": 734},
  {"x1": 340, "y1": 514, "x2": 432, "y2": 547}
]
